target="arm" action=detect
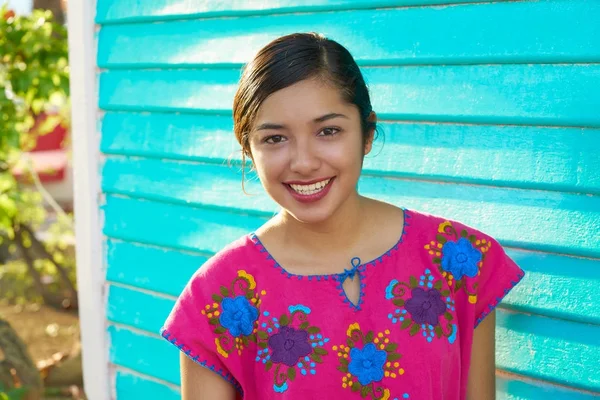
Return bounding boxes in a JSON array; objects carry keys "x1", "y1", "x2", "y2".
[
  {"x1": 180, "y1": 353, "x2": 236, "y2": 400},
  {"x1": 466, "y1": 310, "x2": 496, "y2": 400}
]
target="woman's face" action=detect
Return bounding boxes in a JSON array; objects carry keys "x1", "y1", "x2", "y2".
[{"x1": 248, "y1": 78, "x2": 372, "y2": 225}]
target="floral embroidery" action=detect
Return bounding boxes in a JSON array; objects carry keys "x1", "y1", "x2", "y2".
[
  {"x1": 201, "y1": 270, "x2": 265, "y2": 358},
  {"x1": 333, "y1": 323, "x2": 406, "y2": 399},
  {"x1": 220, "y1": 296, "x2": 259, "y2": 337},
  {"x1": 254, "y1": 305, "x2": 330, "y2": 393},
  {"x1": 385, "y1": 269, "x2": 457, "y2": 344},
  {"x1": 427, "y1": 221, "x2": 491, "y2": 303}
]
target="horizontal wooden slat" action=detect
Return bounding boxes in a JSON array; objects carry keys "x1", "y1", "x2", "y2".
[
  {"x1": 99, "y1": 65, "x2": 600, "y2": 128},
  {"x1": 108, "y1": 325, "x2": 180, "y2": 385},
  {"x1": 98, "y1": 0, "x2": 600, "y2": 68},
  {"x1": 496, "y1": 310, "x2": 600, "y2": 392},
  {"x1": 102, "y1": 161, "x2": 600, "y2": 258},
  {"x1": 107, "y1": 287, "x2": 600, "y2": 392},
  {"x1": 102, "y1": 195, "x2": 264, "y2": 254},
  {"x1": 95, "y1": 0, "x2": 488, "y2": 24},
  {"x1": 106, "y1": 239, "x2": 207, "y2": 297},
  {"x1": 115, "y1": 370, "x2": 179, "y2": 400},
  {"x1": 100, "y1": 112, "x2": 600, "y2": 195}
]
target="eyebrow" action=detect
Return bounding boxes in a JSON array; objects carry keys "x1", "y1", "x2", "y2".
[{"x1": 255, "y1": 112, "x2": 349, "y2": 131}]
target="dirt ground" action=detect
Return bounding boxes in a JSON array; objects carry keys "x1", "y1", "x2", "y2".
[
  {"x1": 0, "y1": 303, "x2": 84, "y2": 399},
  {"x1": 0, "y1": 303, "x2": 80, "y2": 364}
]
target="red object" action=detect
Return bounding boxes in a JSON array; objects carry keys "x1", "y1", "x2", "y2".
[{"x1": 13, "y1": 113, "x2": 68, "y2": 183}]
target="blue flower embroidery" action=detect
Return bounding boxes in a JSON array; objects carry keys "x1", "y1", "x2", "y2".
[
  {"x1": 348, "y1": 343, "x2": 387, "y2": 385},
  {"x1": 385, "y1": 279, "x2": 398, "y2": 299},
  {"x1": 219, "y1": 295, "x2": 259, "y2": 337},
  {"x1": 441, "y1": 238, "x2": 482, "y2": 280}
]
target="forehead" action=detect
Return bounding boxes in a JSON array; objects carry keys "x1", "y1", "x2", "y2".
[{"x1": 254, "y1": 78, "x2": 356, "y2": 125}]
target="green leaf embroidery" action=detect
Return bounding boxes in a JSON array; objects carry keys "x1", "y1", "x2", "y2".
[
  {"x1": 401, "y1": 318, "x2": 412, "y2": 329},
  {"x1": 409, "y1": 323, "x2": 420, "y2": 336},
  {"x1": 433, "y1": 257, "x2": 442, "y2": 264},
  {"x1": 434, "y1": 325, "x2": 443, "y2": 338},
  {"x1": 279, "y1": 314, "x2": 289, "y2": 326},
  {"x1": 220, "y1": 286, "x2": 230, "y2": 297},
  {"x1": 461, "y1": 229, "x2": 468, "y2": 238},
  {"x1": 392, "y1": 298, "x2": 405, "y2": 307},
  {"x1": 265, "y1": 360, "x2": 273, "y2": 371},
  {"x1": 311, "y1": 353, "x2": 323, "y2": 363},
  {"x1": 347, "y1": 338, "x2": 355, "y2": 348},
  {"x1": 299, "y1": 322, "x2": 309, "y2": 330},
  {"x1": 337, "y1": 365, "x2": 347, "y2": 373},
  {"x1": 307, "y1": 326, "x2": 320, "y2": 334},
  {"x1": 365, "y1": 331, "x2": 374, "y2": 343},
  {"x1": 313, "y1": 347, "x2": 327, "y2": 355},
  {"x1": 434, "y1": 280, "x2": 443, "y2": 290},
  {"x1": 257, "y1": 330, "x2": 269, "y2": 340},
  {"x1": 361, "y1": 385, "x2": 370, "y2": 397},
  {"x1": 212, "y1": 294, "x2": 222, "y2": 303},
  {"x1": 436, "y1": 234, "x2": 448, "y2": 244},
  {"x1": 385, "y1": 343, "x2": 398, "y2": 352},
  {"x1": 288, "y1": 367, "x2": 296, "y2": 381},
  {"x1": 387, "y1": 353, "x2": 401, "y2": 362},
  {"x1": 258, "y1": 342, "x2": 268, "y2": 349},
  {"x1": 209, "y1": 318, "x2": 219, "y2": 326},
  {"x1": 441, "y1": 290, "x2": 451, "y2": 297},
  {"x1": 445, "y1": 312, "x2": 453, "y2": 321},
  {"x1": 214, "y1": 326, "x2": 226, "y2": 334},
  {"x1": 409, "y1": 276, "x2": 418, "y2": 288}
]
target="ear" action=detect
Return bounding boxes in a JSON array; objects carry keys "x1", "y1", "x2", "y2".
[{"x1": 363, "y1": 112, "x2": 377, "y2": 155}]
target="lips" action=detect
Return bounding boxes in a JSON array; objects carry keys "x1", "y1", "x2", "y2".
[{"x1": 284, "y1": 177, "x2": 335, "y2": 204}]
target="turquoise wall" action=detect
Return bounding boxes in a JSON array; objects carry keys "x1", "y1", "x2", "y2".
[{"x1": 95, "y1": 1, "x2": 600, "y2": 398}]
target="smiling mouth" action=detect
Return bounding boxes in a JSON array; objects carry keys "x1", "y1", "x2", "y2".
[{"x1": 286, "y1": 178, "x2": 332, "y2": 196}]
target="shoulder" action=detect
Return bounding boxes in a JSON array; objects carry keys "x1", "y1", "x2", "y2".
[
  {"x1": 191, "y1": 234, "x2": 258, "y2": 284},
  {"x1": 404, "y1": 208, "x2": 496, "y2": 245}
]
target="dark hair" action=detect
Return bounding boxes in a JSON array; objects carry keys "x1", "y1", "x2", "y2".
[{"x1": 233, "y1": 32, "x2": 377, "y2": 164}]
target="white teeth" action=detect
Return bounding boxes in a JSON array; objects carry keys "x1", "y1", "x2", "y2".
[{"x1": 289, "y1": 179, "x2": 331, "y2": 195}]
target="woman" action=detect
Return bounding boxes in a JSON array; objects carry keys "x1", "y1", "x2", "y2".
[{"x1": 161, "y1": 32, "x2": 525, "y2": 400}]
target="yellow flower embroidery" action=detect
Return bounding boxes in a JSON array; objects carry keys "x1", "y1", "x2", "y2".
[
  {"x1": 215, "y1": 338, "x2": 228, "y2": 358},
  {"x1": 237, "y1": 270, "x2": 256, "y2": 289},
  {"x1": 381, "y1": 389, "x2": 391, "y2": 400},
  {"x1": 346, "y1": 322, "x2": 360, "y2": 337},
  {"x1": 438, "y1": 221, "x2": 452, "y2": 233}
]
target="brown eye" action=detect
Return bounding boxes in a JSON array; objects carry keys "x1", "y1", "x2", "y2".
[
  {"x1": 318, "y1": 127, "x2": 340, "y2": 137},
  {"x1": 265, "y1": 135, "x2": 286, "y2": 144}
]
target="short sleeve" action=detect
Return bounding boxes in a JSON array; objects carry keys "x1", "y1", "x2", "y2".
[
  {"x1": 160, "y1": 267, "x2": 241, "y2": 391},
  {"x1": 466, "y1": 235, "x2": 525, "y2": 327}
]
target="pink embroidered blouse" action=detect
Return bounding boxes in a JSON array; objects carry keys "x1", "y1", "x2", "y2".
[{"x1": 161, "y1": 209, "x2": 525, "y2": 400}]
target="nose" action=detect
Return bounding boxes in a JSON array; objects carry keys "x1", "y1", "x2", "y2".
[{"x1": 289, "y1": 137, "x2": 320, "y2": 175}]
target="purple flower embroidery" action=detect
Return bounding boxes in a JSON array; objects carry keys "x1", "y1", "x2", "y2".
[
  {"x1": 405, "y1": 287, "x2": 446, "y2": 325},
  {"x1": 268, "y1": 326, "x2": 312, "y2": 366}
]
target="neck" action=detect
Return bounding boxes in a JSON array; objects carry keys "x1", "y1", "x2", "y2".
[{"x1": 277, "y1": 192, "x2": 367, "y2": 256}]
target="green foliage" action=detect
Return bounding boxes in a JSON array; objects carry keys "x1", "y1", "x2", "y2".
[
  {"x1": 0, "y1": 5, "x2": 74, "y2": 305},
  {"x1": 0, "y1": 383, "x2": 28, "y2": 400},
  {"x1": 0, "y1": 4, "x2": 69, "y2": 237}
]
